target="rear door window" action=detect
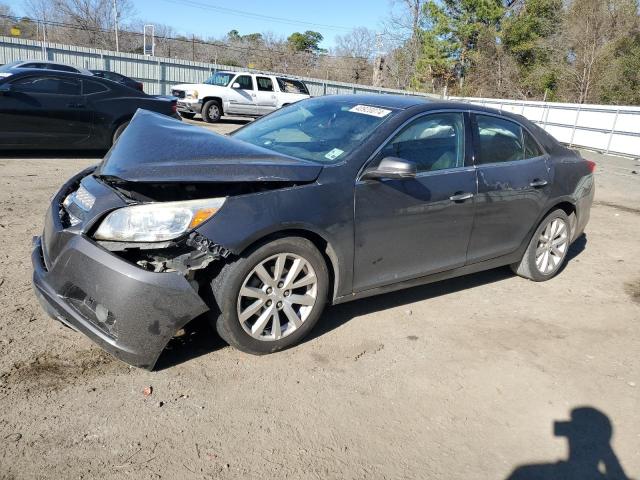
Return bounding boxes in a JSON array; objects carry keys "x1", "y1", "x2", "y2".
[
  {"x1": 474, "y1": 114, "x2": 542, "y2": 164},
  {"x1": 83, "y1": 79, "x2": 109, "y2": 94},
  {"x1": 256, "y1": 76, "x2": 274, "y2": 92},
  {"x1": 11, "y1": 76, "x2": 81, "y2": 95}
]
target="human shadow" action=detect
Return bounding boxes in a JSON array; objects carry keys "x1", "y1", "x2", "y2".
[{"x1": 506, "y1": 407, "x2": 634, "y2": 480}]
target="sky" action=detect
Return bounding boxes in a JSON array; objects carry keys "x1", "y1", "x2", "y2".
[{"x1": 3, "y1": 0, "x2": 393, "y2": 48}]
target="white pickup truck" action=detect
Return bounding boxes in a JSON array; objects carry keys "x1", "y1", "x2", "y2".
[{"x1": 171, "y1": 71, "x2": 311, "y2": 123}]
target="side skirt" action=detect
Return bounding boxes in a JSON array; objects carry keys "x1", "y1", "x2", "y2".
[{"x1": 332, "y1": 251, "x2": 522, "y2": 305}]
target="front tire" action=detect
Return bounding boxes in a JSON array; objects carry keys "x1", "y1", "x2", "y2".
[
  {"x1": 211, "y1": 237, "x2": 329, "y2": 354},
  {"x1": 511, "y1": 209, "x2": 571, "y2": 281},
  {"x1": 202, "y1": 100, "x2": 222, "y2": 123}
]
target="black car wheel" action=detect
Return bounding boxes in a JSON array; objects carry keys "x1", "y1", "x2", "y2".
[
  {"x1": 180, "y1": 112, "x2": 196, "y2": 120},
  {"x1": 202, "y1": 100, "x2": 222, "y2": 123},
  {"x1": 211, "y1": 237, "x2": 329, "y2": 354},
  {"x1": 112, "y1": 121, "x2": 130, "y2": 145},
  {"x1": 511, "y1": 209, "x2": 571, "y2": 281}
]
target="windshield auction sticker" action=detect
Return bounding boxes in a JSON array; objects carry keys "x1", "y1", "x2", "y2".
[
  {"x1": 349, "y1": 105, "x2": 392, "y2": 117},
  {"x1": 325, "y1": 148, "x2": 344, "y2": 160}
]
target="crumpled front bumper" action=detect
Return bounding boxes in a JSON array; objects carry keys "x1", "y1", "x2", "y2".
[
  {"x1": 177, "y1": 99, "x2": 202, "y2": 114},
  {"x1": 31, "y1": 201, "x2": 209, "y2": 370}
]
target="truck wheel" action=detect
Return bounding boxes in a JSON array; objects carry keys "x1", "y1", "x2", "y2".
[
  {"x1": 211, "y1": 237, "x2": 329, "y2": 355},
  {"x1": 202, "y1": 100, "x2": 222, "y2": 123},
  {"x1": 180, "y1": 112, "x2": 196, "y2": 120}
]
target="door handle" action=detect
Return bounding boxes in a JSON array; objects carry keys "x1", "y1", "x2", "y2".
[
  {"x1": 529, "y1": 179, "x2": 548, "y2": 188},
  {"x1": 67, "y1": 103, "x2": 85, "y2": 108},
  {"x1": 449, "y1": 192, "x2": 474, "y2": 202}
]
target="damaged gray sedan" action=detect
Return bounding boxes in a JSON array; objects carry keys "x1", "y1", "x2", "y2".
[{"x1": 32, "y1": 95, "x2": 594, "y2": 369}]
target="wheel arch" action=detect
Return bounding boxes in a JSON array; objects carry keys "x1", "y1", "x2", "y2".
[
  {"x1": 235, "y1": 228, "x2": 340, "y2": 303},
  {"x1": 201, "y1": 96, "x2": 224, "y2": 114},
  {"x1": 542, "y1": 199, "x2": 577, "y2": 239}
]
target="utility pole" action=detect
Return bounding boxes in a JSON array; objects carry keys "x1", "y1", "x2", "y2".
[
  {"x1": 113, "y1": 0, "x2": 119, "y2": 52},
  {"x1": 373, "y1": 32, "x2": 385, "y2": 87}
]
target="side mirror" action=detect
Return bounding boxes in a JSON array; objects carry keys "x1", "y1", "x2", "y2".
[
  {"x1": 232, "y1": 82, "x2": 240, "y2": 89},
  {"x1": 362, "y1": 157, "x2": 417, "y2": 180},
  {"x1": 0, "y1": 83, "x2": 11, "y2": 95}
]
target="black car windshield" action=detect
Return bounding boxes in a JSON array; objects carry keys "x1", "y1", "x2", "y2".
[
  {"x1": 232, "y1": 98, "x2": 397, "y2": 163},
  {"x1": 204, "y1": 72, "x2": 233, "y2": 87}
]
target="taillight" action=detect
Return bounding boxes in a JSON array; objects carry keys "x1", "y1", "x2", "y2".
[
  {"x1": 585, "y1": 160, "x2": 596, "y2": 173},
  {"x1": 171, "y1": 102, "x2": 177, "y2": 114},
  {"x1": 136, "y1": 82, "x2": 144, "y2": 91}
]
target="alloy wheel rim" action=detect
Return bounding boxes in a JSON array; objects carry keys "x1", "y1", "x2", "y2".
[
  {"x1": 237, "y1": 253, "x2": 318, "y2": 341},
  {"x1": 535, "y1": 218, "x2": 569, "y2": 274},
  {"x1": 209, "y1": 105, "x2": 219, "y2": 118}
]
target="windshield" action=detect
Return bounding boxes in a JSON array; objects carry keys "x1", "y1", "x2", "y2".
[
  {"x1": 232, "y1": 98, "x2": 397, "y2": 163},
  {"x1": 203, "y1": 71, "x2": 233, "y2": 87}
]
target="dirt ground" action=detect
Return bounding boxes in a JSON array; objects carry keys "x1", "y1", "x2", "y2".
[{"x1": 0, "y1": 117, "x2": 638, "y2": 479}]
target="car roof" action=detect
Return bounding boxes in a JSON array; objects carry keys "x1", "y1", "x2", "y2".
[
  {"x1": 5, "y1": 60, "x2": 92, "y2": 75},
  {"x1": 2, "y1": 68, "x2": 116, "y2": 85},
  {"x1": 315, "y1": 94, "x2": 538, "y2": 120}
]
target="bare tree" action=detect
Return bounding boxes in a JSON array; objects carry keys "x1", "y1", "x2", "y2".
[{"x1": 558, "y1": 0, "x2": 638, "y2": 103}]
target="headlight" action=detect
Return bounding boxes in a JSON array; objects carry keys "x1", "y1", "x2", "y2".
[
  {"x1": 94, "y1": 198, "x2": 225, "y2": 242},
  {"x1": 186, "y1": 89, "x2": 199, "y2": 100}
]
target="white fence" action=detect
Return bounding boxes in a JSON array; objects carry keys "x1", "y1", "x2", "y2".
[
  {"x1": 452, "y1": 97, "x2": 640, "y2": 158},
  {"x1": 1, "y1": 36, "x2": 638, "y2": 158}
]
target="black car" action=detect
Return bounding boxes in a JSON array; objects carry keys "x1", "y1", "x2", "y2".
[
  {"x1": 0, "y1": 69, "x2": 177, "y2": 149},
  {"x1": 89, "y1": 70, "x2": 144, "y2": 92},
  {"x1": 31, "y1": 95, "x2": 595, "y2": 369}
]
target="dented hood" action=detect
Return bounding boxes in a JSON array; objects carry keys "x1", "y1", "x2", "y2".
[{"x1": 97, "y1": 109, "x2": 323, "y2": 183}]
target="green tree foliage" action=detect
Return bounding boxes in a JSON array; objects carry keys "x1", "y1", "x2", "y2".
[
  {"x1": 595, "y1": 32, "x2": 640, "y2": 105},
  {"x1": 501, "y1": 0, "x2": 563, "y2": 98},
  {"x1": 502, "y1": 0, "x2": 562, "y2": 67},
  {"x1": 287, "y1": 30, "x2": 325, "y2": 53},
  {"x1": 422, "y1": 0, "x2": 505, "y2": 84},
  {"x1": 409, "y1": 0, "x2": 640, "y2": 104}
]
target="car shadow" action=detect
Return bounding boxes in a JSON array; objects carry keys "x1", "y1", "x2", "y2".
[
  {"x1": 154, "y1": 313, "x2": 226, "y2": 371},
  {"x1": 157, "y1": 233, "x2": 589, "y2": 369},
  {"x1": 308, "y1": 266, "x2": 514, "y2": 343},
  {"x1": 505, "y1": 407, "x2": 633, "y2": 480},
  {"x1": 310, "y1": 234, "x2": 588, "y2": 343},
  {"x1": 567, "y1": 233, "x2": 587, "y2": 262}
]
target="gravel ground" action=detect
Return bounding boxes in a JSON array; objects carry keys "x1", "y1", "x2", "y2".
[{"x1": 0, "y1": 118, "x2": 638, "y2": 479}]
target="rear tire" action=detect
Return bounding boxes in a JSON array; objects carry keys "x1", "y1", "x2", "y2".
[
  {"x1": 202, "y1": 100, "x2": 222, "y2": 123},
  {"x1": 179, "y1": 112, "x2": 196, "y2": 120},
  {"x1": 511, "y1": 209, "x2": 571, "y2": 281},
  {"x1": 112, "y1": 121, "x2": 130, "y2": 145},
  {"x1": 211, "y1": 237, "x2": 329, "y2": 355}
]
